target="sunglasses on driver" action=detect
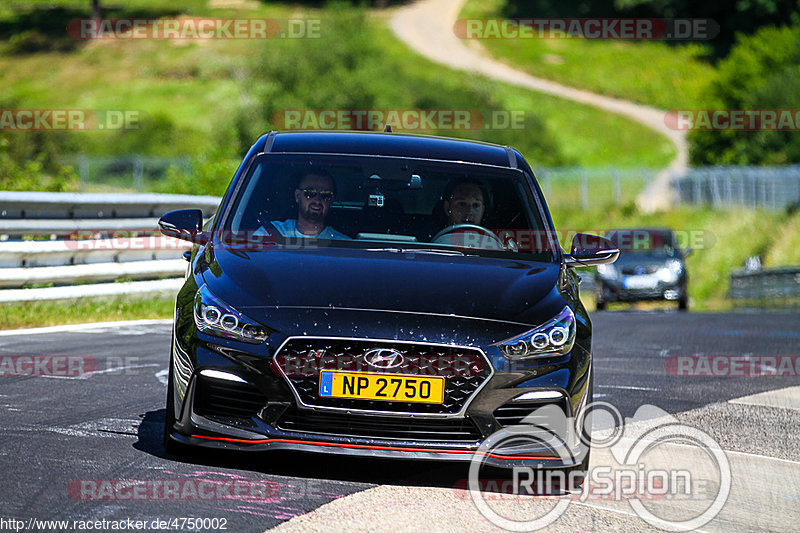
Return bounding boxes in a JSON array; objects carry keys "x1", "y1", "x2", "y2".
[{"x1": 298, "y1": 187, "x2": 334, "y2": 202}]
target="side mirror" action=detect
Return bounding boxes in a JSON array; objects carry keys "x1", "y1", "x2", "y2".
[
  {"x1": 564, "y1": 233, "x2": 619, "y2": 267},
  {"x1": 158, "y1": 209, "x2": 209, "y2": 244}
]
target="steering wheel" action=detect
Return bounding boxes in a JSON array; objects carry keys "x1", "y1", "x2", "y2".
[{"x1": 431, "y1": 224, "x2": 507, "y2": 249}]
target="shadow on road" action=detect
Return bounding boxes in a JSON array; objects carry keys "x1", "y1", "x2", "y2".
[{"x1": 133, "y1": 409, "x2": 541, "y2": 494}]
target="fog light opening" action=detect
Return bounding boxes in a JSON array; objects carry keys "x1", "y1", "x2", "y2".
[{"x1": 664, "y1": 289, "x2": 679, "y2": 300}]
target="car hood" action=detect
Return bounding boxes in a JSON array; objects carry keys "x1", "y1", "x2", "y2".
[
  {"x1": 612, "y1": 253, "x2": 675, "y2": 272},
  {"x1": 200, "y1": 244, "x2": 565, "y2": 327}
]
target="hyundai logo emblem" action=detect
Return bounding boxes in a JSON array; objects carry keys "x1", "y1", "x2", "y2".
[{"x1": 364, "y1": 348, "x2": 404, "y2": 369}]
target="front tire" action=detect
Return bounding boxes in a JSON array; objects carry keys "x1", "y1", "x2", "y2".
[
  {"x1": 163, "y1": 350, "x2": 190, "y2": 455},
  {"x1": 568, "y1": 370, "x2": 593, "y2": 489}
]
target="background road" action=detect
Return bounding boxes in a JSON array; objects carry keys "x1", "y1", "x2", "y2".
[
  {"x1": 390, "y1": 0, "x2": 687, "y2": 212},
  {"x1": 0, "y1": 312, "x2": 798, "y2": 532}
]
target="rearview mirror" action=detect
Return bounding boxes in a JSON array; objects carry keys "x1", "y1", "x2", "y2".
[
  {"x1": 564, "y1": 233, "x2": 619, "y2": 267},
  {"x1": 158, "y1": 209, "x2": 208, "y2": 244}
]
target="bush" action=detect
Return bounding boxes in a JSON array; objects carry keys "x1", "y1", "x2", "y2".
[
  {"x1": 503, "y1": 0, "x2": 800, "y2": 58},
  {"x1": 0, "y1": 134, "x2": 79, "y2": 191},
  {"x1": 4, "y1": 29, "x2": 77, "y2": 54},
  {"x1": 689, "y1": 25, "x2": 800, "y2": 165},
  {"x1": 248, "y1": 3, "x2": 569, "y2": 166},
  {"x1": 155, "y1": 150, "x2": 239, "y2": 197}
]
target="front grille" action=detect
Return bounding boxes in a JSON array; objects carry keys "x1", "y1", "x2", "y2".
[
  {"x1": 621, "y1": 266, "x2": 659, "y2": 275},
  {"x1": 274, "y1": 338, "x2": 492, "y2": 414},
  {"x1": 618, "y1": 287, "x2": 665, "y2": 299},
  {"x1": 194, "y1": 377, "x2": 267, "y2": 419},
  {"x1": 278, "y1": 409, "x2": 482, "y2": 442}
]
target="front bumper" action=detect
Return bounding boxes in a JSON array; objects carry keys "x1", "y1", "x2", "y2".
[
  {"x1": 167, "y1": 332, "x2": 591, "y2": 469},
  {"x1": 597, "y1": 277, "x2": 685, "y2": 302}
]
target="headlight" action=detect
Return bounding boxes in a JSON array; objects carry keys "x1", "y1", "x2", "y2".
[
  {"x1": 193, "y1": 284, "x2": 269, "y2": 344},
  {"x1": 596, "y1": 263, "x2": 618, "y2": 280},
  {"x1": 657, "y1": 260, "x2": 682, "y2": 283},
  {"x1": 497, "y1": 307, "x2": 576, "y2": 359},
  {"x1": 667, "y1": 259, "x2": 683, "y2": 273}
]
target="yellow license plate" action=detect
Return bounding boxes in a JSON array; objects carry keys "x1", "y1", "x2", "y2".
[{"x1": 319, "y1": 370, "x2": 444, "y2": 404}]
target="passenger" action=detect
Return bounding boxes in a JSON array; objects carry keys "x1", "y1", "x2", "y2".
[{"x1": 270, "y1": 170, "x2": 349, "y2": 239}]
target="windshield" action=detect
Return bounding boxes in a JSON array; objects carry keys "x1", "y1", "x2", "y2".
[
  {"x1": 220, "y1": 153, "x2": 556, "y2": 261},
  {"x1": 606, "y1": 229, "x2": 678, "y2": 259}
]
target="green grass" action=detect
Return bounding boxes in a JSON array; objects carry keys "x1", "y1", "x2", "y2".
[
  {"x1": 763, "y1": 210, "x2": 800, "y2": 266},
  {"x1": 536, "y1": 168, "x2": 661, "y2": 207},
  {"x1": 0, "y1": 294, "x2": 174, "y2": 330},
  {"x1": 0, "y1": 0, "x2": 676, "y2": 176},
  {"x1": 473, "y1": 79, "x2": 675, "y2": 168},
  {"x1": 460, "y1": 0, "x2": 714, "y2": 110}
]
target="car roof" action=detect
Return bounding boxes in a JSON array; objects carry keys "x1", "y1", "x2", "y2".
[
  {"x1": 605, "y1": 228, "x2": 675, "y2": 237},
  {"x1": 605, "y1": 228, "x2": 678, "y2": 247},
  {"x1": 265, "y1": 130, "x2": 516, "y2": 167}
]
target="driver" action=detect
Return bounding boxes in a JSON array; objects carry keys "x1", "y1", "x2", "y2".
[
  {"x1": 270, "y1": 170, "x2": 350, "y2": 239},
  {"x1": 433, "y1": 179, "x2": 504, "y2": 249},
  {"x1": 444, "y1": 181, "x2": 485, "y2": 226}
]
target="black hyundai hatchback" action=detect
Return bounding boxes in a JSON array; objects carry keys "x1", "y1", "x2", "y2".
[{"x1": 159, "y1": 131, "x2": 618, "y2": 473}]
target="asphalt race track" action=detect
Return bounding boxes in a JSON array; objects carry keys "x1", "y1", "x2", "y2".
[{"x1": 0, "y1": 312, "x2": 798, "y2": 532}]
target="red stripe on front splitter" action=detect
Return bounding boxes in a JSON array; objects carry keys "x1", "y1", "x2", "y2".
[{"x1": 190, "y1": 434, "x2": 559, "y2": 461}]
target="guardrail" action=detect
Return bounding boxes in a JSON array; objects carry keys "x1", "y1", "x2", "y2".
[
  {"x1": 0, "y1": 192, "x2": 220, "y2": 302},
  {"x1": 729, "y1": 266, "x2": 800, "y2": 302}
]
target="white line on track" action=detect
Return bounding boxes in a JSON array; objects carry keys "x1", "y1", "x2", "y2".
[
  {"x1": 39, "y1": 363, "x2": 161, "y2": 380},
  {"x1": 597, "y1": 385, "x2": 660, "y2": 391},
  {"x1": 568, "y1": 500, "x2": 711, "y2": 533}
]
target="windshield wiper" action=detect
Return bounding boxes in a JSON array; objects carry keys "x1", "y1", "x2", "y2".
[{"x1": 365, "y1": 247, "x2": 466, "y2": 256}]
